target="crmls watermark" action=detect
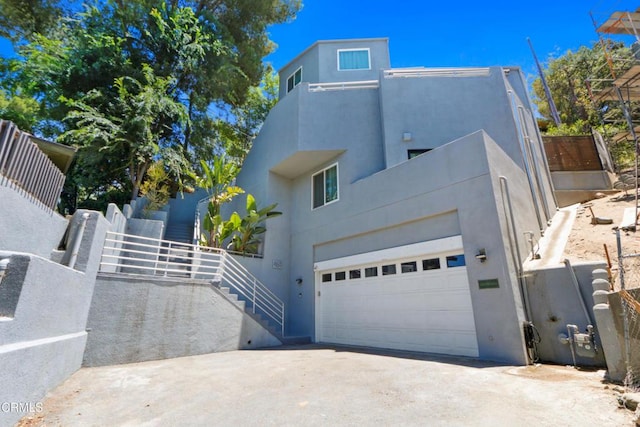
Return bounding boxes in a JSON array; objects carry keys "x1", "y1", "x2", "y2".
[{"x1": 0, "y1": 402, "x2": 43, "y2": 413}]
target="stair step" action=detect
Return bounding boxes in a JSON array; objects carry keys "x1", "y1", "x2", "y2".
[{"x1": 280, "y1": 336, "x2": 311, "y2": 345}]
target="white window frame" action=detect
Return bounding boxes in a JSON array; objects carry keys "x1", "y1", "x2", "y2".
[
  {"x1": 287, "y1": 66, "x2": 302, "y2": 93},
  {"x1": 337, "y1": 48, "x2": 371, "y2": 71},
  {"x1": 311, "y1": 163, "x2": 339, "y2": 210}
]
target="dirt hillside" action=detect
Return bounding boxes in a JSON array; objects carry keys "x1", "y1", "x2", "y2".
[{"x1": 563, "y1": 191, "x2": 640, "y2": 267}]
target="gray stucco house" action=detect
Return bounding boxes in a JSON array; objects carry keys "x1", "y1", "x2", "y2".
[{"x1": 224, "y1": 38, "x2": 557, "y2": 365}]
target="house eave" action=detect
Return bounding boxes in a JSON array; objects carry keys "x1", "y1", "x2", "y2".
[{"x1": 270, "y1": 150, "x2": 345, "y2": 179}]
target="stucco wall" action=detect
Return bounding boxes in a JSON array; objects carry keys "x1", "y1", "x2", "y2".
[
  {"x1": 551, "y1": 171, "x2": 614, "y2": 191},
  {"x1": 278, "y1": 38, "x2": 390, "y2": 100},
  {"x1": 0, "y1": 185, "x2": 68, "y2": 259},
  {"x1": 245, "y1": 131, "x2": 534, "y2": 363},
  {"x1": 229, "y1": 50, "x2": 556, "y2": 364},
  {"x1": 379, "y1": 68, "x2": 519, "y2": 168},
  {"x1": 83, "y1": 275, "x2": 282, "y2": 367},
  {"x1": 0, "y1": 211, "x2": 108, "y2": 426},
  {"x1": 524, "y1": 261, "x2": 607, "y2": 367}
]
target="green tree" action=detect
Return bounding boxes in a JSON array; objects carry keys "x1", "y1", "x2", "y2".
[
  {"x1": 59, "y1": 65, "x2": 187, "y2": 200},
  {"x1": 139, "y1": 160, "x2": 171, "y2": 215},
  {"x1": 0, "y1": 90, "x2": 39, "y2": 131},
  {"x1": 0, "y1": 0, "x2": 299, "y2": 211},
  {"x1": 532, "y1": 41, "x2": 633, "y2": 132},
  {"x1": 216, "y1": 66, "x2": 279, "y2": 163}
]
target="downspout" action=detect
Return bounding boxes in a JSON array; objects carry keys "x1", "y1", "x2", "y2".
[
  {"x1": 499, "y1": 176, "x2": 532, "y2": 322},
  {"x1": 563, "y1": 258, "x2": 594, "y2": 326},
  {"x1": 507, "y1": 90, "x2": 544, "y2": 233},
  {"x1": 501, "y1": 176, "x2": 541, "y2": 363},
  {"x1": 527, "y1": 109, "x2": 559, "y2": 213},
  {"x1": 518, "y1": 105, "x2": 551, "y2": 224},
  {"x1": 67, "y1": 213, "x2": 90, "y2": 270}
]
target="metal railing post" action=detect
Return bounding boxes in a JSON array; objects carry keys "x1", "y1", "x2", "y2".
[
  {"x1": 617, "y1": 229, "x2": 625, "y2": 290},
  {"x1": 252, "y1": 278, "x2": 257, "y2": 314}
]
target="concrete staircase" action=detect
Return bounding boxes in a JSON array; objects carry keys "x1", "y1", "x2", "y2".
[
  {"x1": 214, "y1": 283, "x2": 310, "y2": 345},
  {"x1": 164, "y1": 221, "x2": 193, "y2": 244}
]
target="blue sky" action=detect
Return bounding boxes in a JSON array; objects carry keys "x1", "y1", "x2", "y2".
[
  {"x1": 0, "y1": 0, "x2": 637, "y2": 81},
  {"x1": 265, "y1": 0, "x2": 638, "y2": 79}
]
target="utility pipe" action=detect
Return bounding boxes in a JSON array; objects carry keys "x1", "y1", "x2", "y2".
[
  {"x1": 500, "y1": 176, "x2": 533, "y2": 322},
  {"x1": 508, "y1": 91, "x2": 544, "y2": 233},
  {"x1": 563, "y1": 258, "x2": 594, "y2": 326}
]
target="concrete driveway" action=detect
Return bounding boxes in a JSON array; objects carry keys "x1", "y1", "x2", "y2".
[{"x1": 18, "y1": 345, "x2": 633, "y2": 426}]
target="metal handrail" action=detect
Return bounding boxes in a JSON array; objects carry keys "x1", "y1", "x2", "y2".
[
  {"x1": 0, "y1": 120, "x2": 66, "y2": 212},
  {"x1": 99, "y1": 231, "x2": 285, "y2": 335},
  {"x1": 383, "y1": 68, "x2": 491, "y2": 79},
  {"x1": 308, "y1": 80, "x2": 379, "y2": 92}
]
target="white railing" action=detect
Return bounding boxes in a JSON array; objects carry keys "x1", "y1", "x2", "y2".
[
  {"x1": 383, "y1": 67, "x2": 491, "y2": 79},
  {"x1": 308, "y1": 80, "x2": 379, "y2": 92},
  {"x1": 0, "y1": 120, "x2": 66, "y2": 212},
  {"x1": 99, "y1": 231, "x2": 285, "y2": 335}
]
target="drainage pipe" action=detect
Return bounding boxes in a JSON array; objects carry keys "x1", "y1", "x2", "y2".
[
  {"x1": 500, "y1": 176, "x2": 532, "y2": 322},
  {"x1": 518, "y1": 106, "x2": 551, "y2": 224},
  {"x1": 527, "y1": 108, "x2": 559, "y2": 213},
  {"x1": 508, "y1": 90, "x2": 543, "y2": 233},
  {"x1": 566, "y1": 324, "x2": 579, "y2": 367},
  {"x1": 67, "y1": 213, "x2": 90, "y2": 270},
  {"x1": 563, "y1": 258, "x2": 594, "y2": 326}
]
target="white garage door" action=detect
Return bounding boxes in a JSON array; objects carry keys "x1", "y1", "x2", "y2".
[{"x1": 315, "y1": 237, "x2": 479, "y2": 357}]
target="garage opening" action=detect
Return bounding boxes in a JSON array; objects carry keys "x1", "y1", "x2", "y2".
[{"x1": 315, "y1": 236, "x2": 479, "y2": 357}]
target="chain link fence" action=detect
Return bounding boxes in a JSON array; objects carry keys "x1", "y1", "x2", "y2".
[{"x1": 615, "y1": 230, "x2": 640, "y2": 390}]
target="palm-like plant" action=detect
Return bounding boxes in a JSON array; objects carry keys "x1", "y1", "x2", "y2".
[
  {"x1": 191, "y1": 156, "x2": 244, "y2": 248},
  {"x1": 228, "y1": 194, "x2": 281, "y2": 255}
]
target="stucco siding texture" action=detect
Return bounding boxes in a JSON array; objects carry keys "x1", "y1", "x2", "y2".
[
  {"x1": 525, "y1": 262, "x2": 607, "y2": 367},
  {"x1": 284, "y1": 132, "x2": 531, "y2": 363},
  {"x1": 0, "y1": 185, "x2": 68, "y2": 259},
  {"x1": 379, "y1": 68, "x2": 520, "y2": 169},
  {"x1": 83, "y1": 275, "x2": 282, "y2": 367}
]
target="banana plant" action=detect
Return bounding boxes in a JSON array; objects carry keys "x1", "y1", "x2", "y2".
[
  {"x1": 191, "y1": 156, "x2": 244, "y2": 248},
  {"x1": 228, "y1": 194, "x2": 282, "y2": 255}
]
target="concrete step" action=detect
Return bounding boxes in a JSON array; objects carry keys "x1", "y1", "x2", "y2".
[
  {"x1": 280, "y1": 336, "x2": 311, "y2": 345},
  {"x1": 164, "y1": 222, "x2": 194, "y2": 244},
  {"x1": 213, "y1": 283, "x2": 285, "y2": 342}
]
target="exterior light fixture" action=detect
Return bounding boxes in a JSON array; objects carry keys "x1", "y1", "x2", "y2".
[
  {"x1": 402, "y1": 132, "x2": 412, "y2": 142},
  {"x1": 475, "y1": 249, "x2": 487, "y2": 263}
]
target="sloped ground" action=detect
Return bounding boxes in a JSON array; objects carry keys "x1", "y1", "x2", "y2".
[
  {"x1": 562, "y1": 191, "x2": 640, "y2": 284},
  {"x1": 17, "y1": 345, "x2": 634, "y2": 426}
]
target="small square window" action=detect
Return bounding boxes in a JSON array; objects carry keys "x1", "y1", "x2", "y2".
[
  {"x1": 312, "y1": 164, "x2": 339, "y2": 209},
  {"x1": 335, "y1": 271, "x2": 346, "y2": 281},
  {"x1": 401, "y1": 261, "x2": 418, "y2": 273},
  {"x1": 322, "y1": 273, "x2": 332, "y2": 282},
  {"x1": 422, "y1": 258, "x2": 440, "y2": 270},
  {"x1": 364, "y1": 267, "x2": 378, "y2": 277},
  {"x1": 338, "y1": 49, "x2": 370, "y2": 70},
  {"x1": 349, "y1": 269, "x2": 361, "y2": 279},
  {"x1": 287, "y1": 67, "x2": 302, "y2": 93},
  {"x1": 446, "y1": 255, "x2": 466, "y2": 268},
  {"x1": 408, "y1": 149, "x2": 432, "y2": 159},
  {"x1": 382, "y1": 264, "x2": 396, "y2": 275}
]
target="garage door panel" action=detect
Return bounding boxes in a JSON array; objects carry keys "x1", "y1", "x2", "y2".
[{"x1": 318, "y1": 243, "x2": 479, "y2": 358}]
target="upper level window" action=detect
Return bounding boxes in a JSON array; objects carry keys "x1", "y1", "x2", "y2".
[
  {"x1": 312, "y1": 163, "x2": 338, "y2": 209},
  {"x1": 287, "y1": 67, "x2": 302, "y2": 93},
  {"x1": 338, "y1": 49, "x2": 370, "y2": 71}
]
